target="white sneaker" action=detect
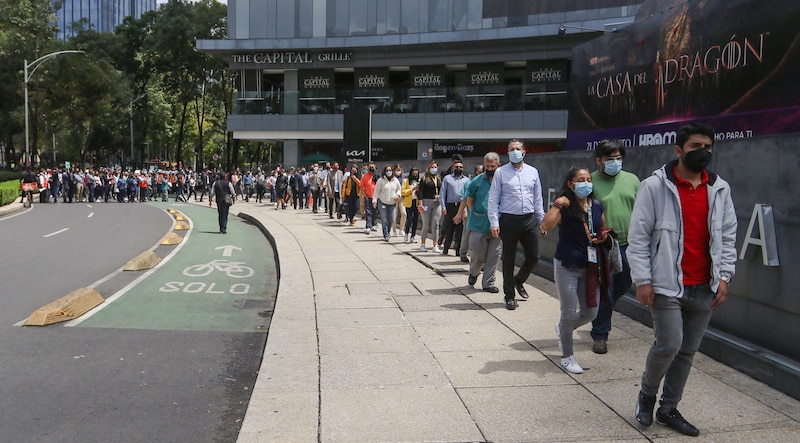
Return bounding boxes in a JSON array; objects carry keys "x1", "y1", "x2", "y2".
[
  {"x1": 364, "y1": 229, "x2": 370, "y2": 235},
  {"x1": 432, "y1": 246, "x2": 442, "y2": 253},
  {"x1": 371, "y1": 226, "x2": 377, "y2": 232},
  {"x1": 419, "y1": 244, "x2": 427, "y2": 252},
  {"x1": 560, "y1": 355, "x2": 583, "y2": 374},
  {"x1": 555, "y1": 323, "x2": 563, "y2": 355},
  {"x1": 410, "y1": 237, "x2": 416, "y2": 243},
  {"x1": 403, "y1": 234, "x2": 409, "y2": 243}
]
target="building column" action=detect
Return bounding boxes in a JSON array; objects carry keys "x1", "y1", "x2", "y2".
[
  {"x1": 284, "y1": 70, "x2": 299, "y2": 115},
  {"x1": 417, "y1": 140, "x2": 433, "y2": 161},
  {"x1": 284, "y1": 140, "x2": 302, "y2": 167}
]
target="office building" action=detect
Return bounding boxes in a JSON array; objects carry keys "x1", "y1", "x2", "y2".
[{"x1": 55, "y1": 0, "x2": 157, "y2": 40}]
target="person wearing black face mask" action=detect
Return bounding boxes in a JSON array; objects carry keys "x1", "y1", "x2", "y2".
[
  {"x1": 439, "y1": 160, "x2": 470, "y2": 256},
  {"x1": 628, "y1": 122, "x2": 737, "y2": 437}
]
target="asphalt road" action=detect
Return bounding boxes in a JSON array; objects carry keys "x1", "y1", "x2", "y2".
[{"x1": 0, "y1": 200, "x2": 277, "y2": 442}]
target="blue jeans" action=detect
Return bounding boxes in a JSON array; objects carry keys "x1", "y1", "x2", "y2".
[
  {"x1": 51, "y1": 185, "x2": 59, "y2": 203},
  {"x1": 641, "y1": 285, "x2": 714, "y2": 411},
  {"x1": 591, "y1": 244, "x2": 632, "y2": 341},
  {"x1": 364, "y1": 196, "x2": 377, "y2": 229},
  {"x1": 378, "y1": 201, "x2": 395, "y2": 239},
  {"x1": 217, "y1": 202, "x2": 230, "y2": 232}
]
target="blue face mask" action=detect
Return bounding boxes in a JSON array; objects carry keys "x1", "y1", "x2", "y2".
[
  {"x1": 508, "y1": 149, "x2": 525, "y2": 164},
  {"x1": 604, "y1": 159, "x2": 623, "y2": 176},
  {"x1": 573, "y1": 181, "x2": 593, "y2": 199},
  {"x1": 429, "y1": 167, "x2": 438, "y2": 175}
]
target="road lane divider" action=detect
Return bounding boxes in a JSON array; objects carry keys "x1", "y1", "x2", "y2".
[
  {"x1": 23, "y1": 288, "x2": 104, "y2": 326},
  {"x1": 175, "y1": 221, "x2": 189, "y2": 230},
  {"x1": 44, "y1": 227, "x2": 69, "y2": 238},
  {"x1": 160, "y1": 232, "x2": 183, "y2": 245},
  {"x1": 123, "y1": 251, "x2": 162, "y2": 271}
]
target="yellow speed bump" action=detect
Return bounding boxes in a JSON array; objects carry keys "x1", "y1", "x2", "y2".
[
  {"x1": 173, "y1": 214, "x2": 186, "y2": 221},
  {"x1": 24, "y1": 288, "x2": 104, "y2": 326},
  {"x1": 160, "y1": 232, "x2": 183, "y2": 245},
  {"x1": 174, "y1": 221, "x2": 189, "y2": 230},
  {"x1": 167, "y1": 208, "x2": 178, "y2": 214},
  {"x1": 123, "y1": 251, "x2": 162, "y2": 271}
]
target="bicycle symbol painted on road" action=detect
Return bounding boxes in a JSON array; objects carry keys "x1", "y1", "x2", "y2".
[{"x1": 182, "y1": 259, "x2": 255, "y2": 278}]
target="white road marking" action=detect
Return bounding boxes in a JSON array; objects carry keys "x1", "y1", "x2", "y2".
[
  {"x1": 86, "y1": 204, "x2": 93, "y2": 208},
  {"x1": 215, "y1": 245, "x2": 242, "y2": 257},
  {"x1": 0, "y1": 207, "x2": 33, "y2": 221},
  {"x1": 64, "y1": 212, "x2": 192, "y2": 327},
  {"x1": 88, "y1": 212, "x2": 94, "y2": 218},
  {"x1": 44, "y1": 228, "x2": 69, "y2": 238}
]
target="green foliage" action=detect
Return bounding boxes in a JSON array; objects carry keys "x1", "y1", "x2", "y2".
[
  {"x1": 0, "y1": 180, "x2": 23, "y2": 206},
  {"x1": 0, "y1": 0, "x2": 233, "y2": 170}
]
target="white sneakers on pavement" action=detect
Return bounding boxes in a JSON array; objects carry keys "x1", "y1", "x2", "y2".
[
  {"x1": 432, "y1": 245, "x2": 442, "y2": 253},
  {"x1": 560, "y1": 355, "x2": 583, "y2": 374}
]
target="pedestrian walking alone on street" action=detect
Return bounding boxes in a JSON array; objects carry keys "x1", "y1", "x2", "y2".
[
  {"x1": 210, "y1": 172, "x2": 236, "y2": 234},
  {"x1": 628, "y1": 122, "x2": 737, "y2": 437}
]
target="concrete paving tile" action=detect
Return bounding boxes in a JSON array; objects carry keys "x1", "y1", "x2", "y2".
[
  {"x1": 310, "y1": 261, "x2": 370, "y2": 273},
  {"x1": 254, "y1": 354, "x2": 319, "y2": 393},
  {"x1": 691, "y1": 354, "x2": 800, "y2": 422},
  {"x1": 315, "y1": 293, "x2": 397, "y2": 310},
  {"x1": 267, "y1": 315, "x2": 318, "y2": 332},
  {"x1": 320, "y1": 387, "x2": 482, "y2": 442},
  {"x1": 320, "y1": 352, "x2": 451, "y2": 389},
  {"x1": 372, "y1": 268, "x2": 435, "y2": 281},
  {"x1": 311, "y1": 270, "x2": 378, "y2": 284},
  {"x1": 263, "y1": 323, "x2": 318, "y2": 356},
  {"x1": 318, "y1": 326, "x2": 427, "y2": 355},
  {"x1": 650, "y1": 425, "x2": 800, "y2": 442},
  {"x1": 413, "y1": 322, "x2": 523, "y2": 352},
  {"x1": 346, "y1": 281, "x2": 419, "y2": 296},
  {"x1": 584, "y1": 370, "x2": 791, "y2": 439},
  {"x1": 404, "y1": 309, "x2": 501, "y2": 327},
  {"x1": 237, "y1": 391, "x2": 318, "y2": 443},
  {"x1": 539, "y1": 337, "x2": 646, "y2": 382},
  {"x1": 613, "y1": 313, "x2": 656, "y2": 341},
  {"x1": 312, "y1": 281, "x2": 350, "y2": 295},
  {"x1": 317, "y1": 307, "x2": 409, "y2": 328},
  {"x1": 433, "y1": 350, "x2": 575, "y2": 388},
  {"x1": 394, "y1": 294, "x2": 477, "y2": 312},
  {"x1": 458, "y1": 385, "x2": 642, "y2": 442}
]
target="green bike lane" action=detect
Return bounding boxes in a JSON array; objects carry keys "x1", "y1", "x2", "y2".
[{"x1": 78, "y1": 202, "x2": 277, "y2": 332}]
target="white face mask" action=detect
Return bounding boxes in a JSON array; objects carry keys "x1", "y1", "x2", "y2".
[{"x1": 395, "y1": 171, "x2": 402, "y2": 177}]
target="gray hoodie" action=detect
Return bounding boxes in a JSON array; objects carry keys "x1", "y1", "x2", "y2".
[{"x1": 627, "y1": 160, "x2": 737, "y2": 298}]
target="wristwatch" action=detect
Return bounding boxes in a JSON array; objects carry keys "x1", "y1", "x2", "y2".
[{"x1": 720, "y1": 275, "x2": 731, "y2": 284}]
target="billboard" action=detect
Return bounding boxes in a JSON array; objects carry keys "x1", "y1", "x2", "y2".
[
  {"x1": 566, "y1": 0, "x2": 800, "y2": 150},
  {"x1": 342, "y1": 106, "x2": 372, "y2": 165}
]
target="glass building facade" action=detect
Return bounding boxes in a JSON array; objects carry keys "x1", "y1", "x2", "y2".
[
  {"x1": 54, "y1": 0, "x2": 158, "y2": 40},
  {"x1": 198, "y1": 0, "x2": 643, "y2": 165}
]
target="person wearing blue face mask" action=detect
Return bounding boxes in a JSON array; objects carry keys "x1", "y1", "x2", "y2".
[
  {"x1": 540, "y1": 166, "x2": 608, "y2": 374},
  {"x1": 487, "y1": 139, "x2": 546, "y2": 310},
  {"x1": 589, "y1": 140, "x2": 641, "y2": 355}
]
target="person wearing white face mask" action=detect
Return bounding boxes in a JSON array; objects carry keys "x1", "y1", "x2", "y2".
[
  {"x1": 589, "y1": 140, "x2": 641, "y2": 354},
  {"x1": 373, "y1": 165, "x2": 402, "y2": 242},
  {"x1": 540, "y1": 166, "x2": 608, "y2": 374},
  {"x1": 487, "y1": 139, "x2": 545, "y2": 310}
]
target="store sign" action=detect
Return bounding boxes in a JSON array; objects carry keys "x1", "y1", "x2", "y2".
[
  {"x1": 528, "y1": 61, "x2": 567, "y2": 84},
  {"x1": 230, "y1": 52, "x2": 352, "y2": 65},
  {"x1": 468, "y1": 65, "x2": 504, "y2": 86},
  {"x1": 411, "y1": 66, "x2": 445, "y2": 87},
  {"x1": 300, "y1": 70, "x2": 335, "y2": 90},
  {"x1": 566, "y1": 0, "x2": 800, "y2": 150},
  {"x1": 343, "y1": 106, "x2": 372, "y2": 164},
  {"x1": 355, "y1": 68, "x2": 387, "y2": 88}
]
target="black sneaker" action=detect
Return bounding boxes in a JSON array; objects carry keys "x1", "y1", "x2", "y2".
[
  {"x1": 514, "y1": 278, "x2": 529, "y2": 299},
  {"x1": 468, "y1": 274, "x2": 478, "y2": 286},
  {"x1": 504, "y1": 298, "x2": 518, "y2": 310},
  {"x1": 656, "y1": 408, "x2": 699, "y2": 436},
  {"x1": 635, "y1": 391, "x2": 656, "y2": 427}
]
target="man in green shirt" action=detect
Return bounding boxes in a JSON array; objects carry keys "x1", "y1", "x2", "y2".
[
  {"x1": 464, "y1": 152, "x2": 501, "y2": 293},
  {"x1": 590, "y1": 139, "x2": 640, "y2": 354}
]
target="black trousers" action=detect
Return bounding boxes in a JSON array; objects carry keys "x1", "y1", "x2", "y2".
[
  {"x1": 499, "y1": 213, "x2": 539, "y2": 300},
  {"x1": 442, "y1": 202, "x2": 464, "y2": 254}
]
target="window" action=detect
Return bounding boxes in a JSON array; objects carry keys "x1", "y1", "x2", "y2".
[{"x1": 401, "y1": 0, "x2": 419, "y2": 33}]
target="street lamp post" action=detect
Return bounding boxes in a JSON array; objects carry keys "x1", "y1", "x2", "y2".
[
  {"x1": 51, "y1": 123, "x2": 56, "y2": 167},
  {"x1": 24, "y1": 50, "x2": 85, "y2": 168},
  {"x1": 130, "y1": 92, "x2": 148, "y2": 169}
]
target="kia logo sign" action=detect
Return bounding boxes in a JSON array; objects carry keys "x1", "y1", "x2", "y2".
[{"x1": 345, "y1": 150, "x2": 366, "y2": 157}]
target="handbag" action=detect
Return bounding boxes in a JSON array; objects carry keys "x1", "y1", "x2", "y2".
[{"x1": 224, "y1": 194, "x2": 233, "y2": 206}]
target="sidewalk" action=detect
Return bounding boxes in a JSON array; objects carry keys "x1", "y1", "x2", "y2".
[
  {"x1": 232, "y1": 202, "x2": 800, "y2": 442},
  {"x1": 0, "y1": 201, "x2": 24, "y2": 218}
]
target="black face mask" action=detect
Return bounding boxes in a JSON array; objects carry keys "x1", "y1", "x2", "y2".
[
  {"x1": 485, "y1": 169, "x2": 495, "y2": 178},
  {"x1": 454, "y1": 168, "x2": 463, "y2": 176},
  {"x1": 682, "y1": 148, "x2": 712, "y2": 173},
  {"x1": 369, "y1": 167, "x2": 375, "y2": 173}
]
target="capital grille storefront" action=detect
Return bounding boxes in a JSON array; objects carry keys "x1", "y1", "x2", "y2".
[{"x1": 198, "y1": 0, "x2": 642, "y2": 166}]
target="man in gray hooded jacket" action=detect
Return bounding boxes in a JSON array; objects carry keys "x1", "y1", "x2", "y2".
[{"x1": 628, "y1": 122, "x2": 737, "y2": 437}]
